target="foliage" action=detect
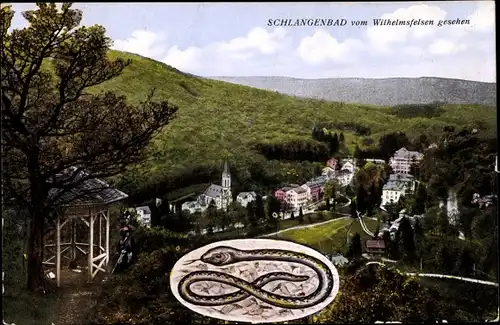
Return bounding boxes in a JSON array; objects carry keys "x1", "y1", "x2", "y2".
[
  {"x1": 391, "y1": 102, "x2": 445, "y2": 118},
  {"x1": 418, "y1": 127, "x2": 496, "y2": 200},
  {"x1": 253, "y1": 139, "x2": 329, "y2": 162},
  {"x1": 298, "y1": 206, "x2": 304, "y2": 224},
  {"x1": 313, "y1": 264, "x2": 496, "y2": 323},
  {"x1": 346, "y1": 233, "x2": 363, "y2": 261}
]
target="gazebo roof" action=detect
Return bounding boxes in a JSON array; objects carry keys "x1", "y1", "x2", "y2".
[{"x1": 48, "y1": 167, "x2": 128, "y2": 207}]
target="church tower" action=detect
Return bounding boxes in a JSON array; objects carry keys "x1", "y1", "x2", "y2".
[
  {"x1": 222, "y1": 160, "x2": 231, "y2": 189},
  {"x1": 221, "y1": 160, "x2": 232, "y2": 209}
]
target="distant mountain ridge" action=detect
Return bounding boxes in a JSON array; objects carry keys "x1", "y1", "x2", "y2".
[{"x1": 209, "y1": 76, "x2": 497, "y2": 107}]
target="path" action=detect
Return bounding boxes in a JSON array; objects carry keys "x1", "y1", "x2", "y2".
[
  {"x1": 366, "y1": 261, "x2": 499, "y2": 286},
  {"x1": 54, "y1": 269, "x2": 104, "y2": 325}
]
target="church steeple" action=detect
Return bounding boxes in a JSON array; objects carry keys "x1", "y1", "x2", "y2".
[{"x1": 222, "y1": 160, "x2": 231, "y2": 189}]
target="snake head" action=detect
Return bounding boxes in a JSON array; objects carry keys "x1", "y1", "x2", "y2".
[{"x1": 200, "y1": 246, "x2": 242, "y2": 266}]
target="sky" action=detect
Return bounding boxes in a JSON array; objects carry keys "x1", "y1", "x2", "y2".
[{"x1": 8, "y1": 1, "x2": 496, "y2": 82}]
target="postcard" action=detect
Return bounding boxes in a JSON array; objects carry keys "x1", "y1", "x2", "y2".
[{"x1": 2, "y1": 2, "x2": 497, "y2": 324}]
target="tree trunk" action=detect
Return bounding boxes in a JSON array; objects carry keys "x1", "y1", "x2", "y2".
[{"x1": 27, "y1": 210, "x2": 45, "y2": 291}]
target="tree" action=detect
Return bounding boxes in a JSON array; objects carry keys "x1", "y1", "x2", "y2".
[
  {"x1": 329, "y1": 133, "x2": 339, "y2": 155},
  {"x1": 266, "y1": 196, "x2": 281, "y2": 218},
  {"x1": 265, "y1": 196, "x2": 281, "y2": 231},
  {"x1": 298, "y1": 207, "x2": 304, "y2": 224},
  {"x1": 413, "y1": 218, "x2": 424, "y2": 257},
  {"x1": 323, "y1": 179, "x2": 339, "y2": 210},
  {"x1": 346, "y1": 233, "x2": 362, "y2": 261},
  {"x1": 246, "y1": 201, "x2": 258, "y2": 228},
  {"x1": 349, "y1": 199, "x2": 358, "y2": 218},
  {"x1": 414, "y1": 183, "x2": 428, "y2": 214},
  {"x1": 397, "y1": 217, "x2": 416, "y2": 262},
  {"x1": 339, "y1": 132, "x2": 345, "y2": 143},
  {"x1": 290, "y1": 211, "x2": 295, "y2": 220},
  {"x1": 1, "y1": 4, "x2": 178, "y2": 291},
  {"x1": 254, "y1": 195, "x2": 266, "y2": 224}
]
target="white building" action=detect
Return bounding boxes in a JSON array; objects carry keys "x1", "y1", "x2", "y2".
[
  {"x1": 389, "y1": 147, "x2": 423, "y2": 174},
  {"x1": 135, "y1": 206, "x2": 152, "y2": 228},
  {"x1": 236, "y1": 191, "x2": 257, "y2": 207},
  {"x1": 322, "y1": 167, "x2": 336, "y2": 179},
  {"x1": 285, "y1": 187, "x2": 308, "y2": 211},
  {"x1": 381, "y1": 181, "x2": 408, "y2": 206},
  {"x1": 182, "y1": 201, "x2": 205, "y2": 214},
  {"x1": 300, "y1": 184, "x2": 312, "y2": 201},
  {"x1": 330, "y1": 254, "x2": 349, "y2": 267},
  {"x1": 336, "y1": 169, "x2": 353, "y2": 187},
  {"x1": 389, "y1": 173, "x2": 416, "y2": 192},
  {"x1": 365, "y1": 158, "x2": 385, "y2": 165},
  {"x1": 341, "y1": 161, "x2": 355, "y2": 173}
]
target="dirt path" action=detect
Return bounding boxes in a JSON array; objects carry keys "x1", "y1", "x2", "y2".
[{"x1": 54, "y1": 269, "x2": 103, "y2": 325}]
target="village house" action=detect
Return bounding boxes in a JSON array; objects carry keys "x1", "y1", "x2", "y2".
[
  {"x1": 381, "y1": 181, "x2": 409, "y2": 206},
  {"x1": 286, "y1": 187, "x2": 308, "y2": 211},
  {"x1": 341, "y1": 160, "x2": 356, "y2": 173},
  {"x1": 330, "y1": 253, "x2": 349, "y2": 267},
  {"x1": 181, "y1": 201, "x2": 205, "y2": 214},
  {"x1": 365, "y1": 239, "x2": 386, "y2": 255},
  {"x1": 236, "y1": 191, "x2": 257, "y2": 207},
  {"x1": 322, "y1": 166, "x2": 336, "y2": 179},
  {"x1": 336, "y1": 169, "x2": 353, "y2": 187},
  {"x1": 389, "y1": 173, "x2": 416, "y2": 192},
  {"x1": 471, "y1": 193, "x2": 497, "y2": 208},
  {"x1": 326, "y1": 158, "x2": 337, "y2": 170},
  {"x1": 135, "y1": 206, "x2": 152, "y2": 228},
  {"x1": 365, "y1": 158, "x2": 385, "y2": 165},
  {"x1": 428, "y1": 143, "x2": 439, "y2": 150},
  {"x1": 389, "y1": 147, "x2": 423, "y2": 174},
  {"x1": 274, "y1": 188, "x2": 286, "y2": 202},
  {"x1": 300, "y1": 184, "x2": 312, "y2": 201}
]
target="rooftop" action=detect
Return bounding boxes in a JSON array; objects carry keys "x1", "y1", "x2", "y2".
[
  {"x1": 48, "y1": 167, "x2": 128, "y2": 207},
  {"x1": 237, "y1": 191, "x2": 257, "y2": 199},
  {"x1": 366, "y1": 239, "x2": 386, "y2": 249},
  {"x1": 292, "y1": 187, "x2": 307, "y2": 194},
  {"x1": 135, "y1": 206, "x2": 151, "y2": 214},
  {"x1": 204, "y1": 184, "x2": 225, "y2": 198},
  {"x1": 383, "y1": 181, "x2": 407, "y2": 191}
]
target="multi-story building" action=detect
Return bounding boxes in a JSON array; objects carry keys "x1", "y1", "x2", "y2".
[
  {"x1": 389, "y1": 173, "x2": 416, "y2": 192},
  {"x1": 285, "y1": 187, "x2": 308, "y2": 211},
  {"x1": 236, "y1": 191, "x2": 257, "y2": 207},
  {"x1": 381, "y1": 181, "x2": 409, "y2": 206},
  {"x1": 389, "y1": 147, "x2": 423, "y2": 174},
  {"x1": 336, "y1": 169, "x2": 353, "y2": 187}
]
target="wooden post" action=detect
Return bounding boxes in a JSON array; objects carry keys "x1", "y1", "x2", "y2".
[
  {"x1": 105, "y1": 209, "x2": 110, "y2": 268},
  {"x1": 71, "y1": 219, "x2": 76, "y2": 260},
  {"x1": 99, "y1": 213, "x2": 102, "y2": 249},
  {"x1": 88, "y1": 208, "x2": 94, "y2": 282},
  {"x1": 56, "y1": 214, "x2": 61, "y2": 287}
]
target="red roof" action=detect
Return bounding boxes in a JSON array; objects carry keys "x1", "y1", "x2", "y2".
[{"x1": 366, "y1": 239, "x2": 385, "y2": 249}]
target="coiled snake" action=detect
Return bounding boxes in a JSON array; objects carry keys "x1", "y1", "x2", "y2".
[{"x1": 177, "y1": 246, "x2": 334, "y2": 309}]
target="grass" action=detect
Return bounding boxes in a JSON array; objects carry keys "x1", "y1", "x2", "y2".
[
  {"x1": 3, "y1": 212, "x2": 58, "y2": 325},
  {"x1": 89, "y1": 51, "x2": 496, "y2": 193},
  {"x1": 271, "y1": 216, "x2": 379, "y2": 255},
  {"x1": 3, "y1": 286, "x2": 58, "y2": 325}
]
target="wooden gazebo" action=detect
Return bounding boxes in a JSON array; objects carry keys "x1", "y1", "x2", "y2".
[{"x1": 43, "y1": 168, "x2": 128, "y2": 287}]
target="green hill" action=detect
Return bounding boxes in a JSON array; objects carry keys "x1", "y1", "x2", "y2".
[{"x1": 97, "y1": 51, "x2": 496, "y2": 199}]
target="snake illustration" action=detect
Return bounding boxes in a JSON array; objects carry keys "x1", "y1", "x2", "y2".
[{"x1": 177, "y1": 246, "x2": 335, "y2": 309}]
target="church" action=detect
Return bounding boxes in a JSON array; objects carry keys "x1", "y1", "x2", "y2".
[{"x1": 197, "y1": 161, "x2": 233, "y2": 210}]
